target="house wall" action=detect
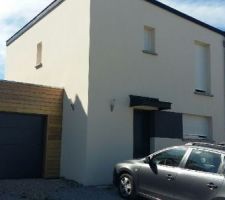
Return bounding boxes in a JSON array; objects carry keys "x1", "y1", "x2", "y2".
[
  {"x1": 6, "y1": 0, "x2": 91, "y2": 183},
  {"x1": 6, "y1": 0, "x2": 225, "y2": 186},
  {"x1": 87, "y1": 0, "x2": 225, "y2": 185}
]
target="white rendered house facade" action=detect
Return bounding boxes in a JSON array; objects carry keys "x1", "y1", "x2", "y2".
[{"x1": 6, "y1": 0, "x2": 225, "y2": 185}]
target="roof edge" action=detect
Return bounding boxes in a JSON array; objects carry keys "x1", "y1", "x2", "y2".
[
  {"x1": 6, "y1": 0, "x2": 65, "y2": 46},
  {"x1": 6, "y1": 0, "x2": 225, "y2": 46},
  {"x1": 145, "y1": 0, "x2": 225, "y2": 36}
]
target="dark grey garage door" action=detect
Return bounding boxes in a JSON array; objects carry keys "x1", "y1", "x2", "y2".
[{"x1": 0, "y1": 112, "x2": 45, "y2": 179}]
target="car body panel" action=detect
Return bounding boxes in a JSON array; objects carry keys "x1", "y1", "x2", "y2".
[
  {"x1": 174, "y1": 168, "x2": 224, "y2": 200},
  {"x1": 138, "y1": 163, "x2": 178, "y2": 200},
  {"x1": 113, "y1": 144, "x2": 225, "y2": 200}
]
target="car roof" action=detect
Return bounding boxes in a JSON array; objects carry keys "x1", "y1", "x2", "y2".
[{"x1": 184, "y1": 142, "x2": 225, "y2": 154}]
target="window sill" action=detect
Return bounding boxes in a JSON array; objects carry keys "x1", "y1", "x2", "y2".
[
  {"x1": 194, "y1": 90, "x2": 214, "y2": 97},
  {"x1": 35, "y1": 63, "x2": 43, "y2": 69},
  {"x1": 142, "y1": 50, "x2": 158, "y2": 56}
]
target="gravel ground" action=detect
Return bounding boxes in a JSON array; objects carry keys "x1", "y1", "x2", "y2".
[{"x1": 0, "y1": 179, "x2": 124, "y2": 200}]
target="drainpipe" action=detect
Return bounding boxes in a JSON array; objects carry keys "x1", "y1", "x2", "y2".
[{"x1": 224, "y1": 35, "x2": 225, "y2": 140}]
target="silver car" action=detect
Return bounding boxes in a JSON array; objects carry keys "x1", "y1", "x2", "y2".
[{"x1": 113, "y1": 142, "x2": 225, "y2": 200}]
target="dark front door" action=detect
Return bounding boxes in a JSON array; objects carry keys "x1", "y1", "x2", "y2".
[
  {"x1": 0, "y1": 112, "x2": 46, "y2": 179},
  {"x1": 133, "y1": 110, "x2": 152, "y2": 158}
]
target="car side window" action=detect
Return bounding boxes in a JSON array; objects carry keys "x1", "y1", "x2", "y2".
[
  {"x1": 152, "y1": 147, "x2": 187, "y2": 167},
  {"x1": 185, "y1": 149, "x2": 221, "y2": 173}
]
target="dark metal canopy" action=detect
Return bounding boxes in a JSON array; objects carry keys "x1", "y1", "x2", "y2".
[{"x1": 129, "y1": 95, "x2": 172, "y2": 110}]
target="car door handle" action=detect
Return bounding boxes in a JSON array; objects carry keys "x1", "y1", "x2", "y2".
[
  {"x1": 167, "y1": 174, "x2": 175, "y2": 181},
  {"x1": 207, "y1": 183, "x2": 218, "y2": 190}
]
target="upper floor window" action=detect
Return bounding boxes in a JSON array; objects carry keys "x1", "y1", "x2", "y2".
[
  {"x1": 143, "y1": 26, "x2": 156, "y2": 54},
  {"x1": 36, "y1": 42, "x2": 43, "y2": 69},
  {"x1": 195, "y1": 41, "x2": 211, "y2": 93}
]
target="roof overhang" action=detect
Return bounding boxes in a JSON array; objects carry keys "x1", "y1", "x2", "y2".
[
  {"x1": 129, "y1": 95, "x2": 172, "y2": 110},
  {"x1": 6, "y1": 0, "x2": 225, "y2": 47},
  {"x1": 145, "y1": 0, "x2": 225, "y2": 36}
]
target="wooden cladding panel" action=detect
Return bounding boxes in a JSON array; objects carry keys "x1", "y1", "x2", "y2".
[{"x1": 0, "y1": 81, "x2": 63, "y2": 178}]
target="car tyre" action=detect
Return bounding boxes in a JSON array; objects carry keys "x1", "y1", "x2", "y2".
[{"x1": 119, "y1": 173, "x2": 136, "y2": 199}]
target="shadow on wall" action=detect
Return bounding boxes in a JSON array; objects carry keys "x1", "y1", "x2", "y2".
[{"x1": 61, "y1": 92, "x2": 88, "y2": 184}]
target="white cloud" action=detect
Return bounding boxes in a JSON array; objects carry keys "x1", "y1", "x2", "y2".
[
  {"x1": 0, "y1": 0, "x2": 53, "y2": 79},
  {"x1": 158, "y1": 0, "x2": 225, "y2": 29}
]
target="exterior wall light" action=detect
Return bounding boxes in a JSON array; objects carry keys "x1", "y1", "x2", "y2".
[{"x1": 110, "y1": 99, "x2": 116, "y2": 112}]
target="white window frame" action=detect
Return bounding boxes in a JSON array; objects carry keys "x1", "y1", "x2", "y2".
[
  {"x1": 194, "y1": 41, "x2": 211, "y2": 94},
  {"x1": 144, "y1": 26, "x2": 156, "y2": 53},
  {"x1": 36, "y1": 42, "x2": 43, "y2": 68}
]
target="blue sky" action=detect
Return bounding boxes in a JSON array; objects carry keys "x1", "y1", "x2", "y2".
[
  {"x1": 0, "y1": 0, "x2": 53, "y2": 79},
  {"x1": 0, "y1": 0, "x2": 225, "y2": 80}
]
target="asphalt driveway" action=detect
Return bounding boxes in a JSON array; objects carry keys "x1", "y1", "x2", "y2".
[{"x1": 0, "y1": 179, "x2": 123, "y2": 200}]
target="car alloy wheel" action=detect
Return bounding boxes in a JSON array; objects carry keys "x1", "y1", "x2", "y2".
[{"x1": 119, "y1": 174, "x2": 135, "y2": 199}]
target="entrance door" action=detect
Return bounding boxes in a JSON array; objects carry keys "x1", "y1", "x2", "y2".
[{"x1": 133, "y1": 110, "x2": 152, "y2": 158}]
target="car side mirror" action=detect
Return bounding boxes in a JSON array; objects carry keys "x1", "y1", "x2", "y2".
[
  {"x1": 145, "y1": 156, "x2": 156, "y2": 166},
  {"x1": 146, "y1": 156, "x2": 158, "y2": 174},
  {"x1": 149, "y1": 158, "x2": 156, "y2": 167},
  {"x1": 144, "y1": 156, "x2": 151, "y2": 164}
]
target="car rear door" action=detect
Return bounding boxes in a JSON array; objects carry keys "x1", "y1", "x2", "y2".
[
  {"x1": 174, "y1": 148, "x2": 224, "y2": 200},
  {"x1": 138, "y1": 147, "x2": 187, "y2": 200}
]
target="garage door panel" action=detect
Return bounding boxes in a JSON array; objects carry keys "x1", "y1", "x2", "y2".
[
  {"x1": 0, "y1": 145, "x2": 43, "y2": 159},
  {"x1": 0, "y1": 112, "x2": 45, "y2": 179},
  {"x1": 0, "y1": 129, "x2": 44, "y2": 145},
  {"x1": 0, "y1": 113, "x2": 39, "y2": 126}
]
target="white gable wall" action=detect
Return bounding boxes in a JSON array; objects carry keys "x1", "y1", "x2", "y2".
[{"x1": 6, "y1": 0, "x2": 91, "y2": 183}]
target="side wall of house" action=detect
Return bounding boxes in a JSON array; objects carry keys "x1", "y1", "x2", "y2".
[
  {"x1": 86, "y1": 0, "x2": 225, "y2": 185},
  {"x1": 6, "y1": 0, "x2": 90, "y2": 183}
]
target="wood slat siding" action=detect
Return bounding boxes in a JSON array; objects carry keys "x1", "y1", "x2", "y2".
[{"x1": 0, "y1": 81, "x2": 63, "y2": 178}]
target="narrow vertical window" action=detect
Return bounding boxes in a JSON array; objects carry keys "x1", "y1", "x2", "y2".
[
  {"x1": 195, "y1": 41, "x2": 210, "y2": 93},
  {"x1": 144, "y1": 26, "x2": 155, "y2": 53},
  {"x1": 36, "y1": 42, "x2": 42, "y2": 68}
]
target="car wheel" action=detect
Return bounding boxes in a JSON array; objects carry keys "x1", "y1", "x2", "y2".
[{"x1": 119, "y1": 173, "x2": 136, "y2": 199}]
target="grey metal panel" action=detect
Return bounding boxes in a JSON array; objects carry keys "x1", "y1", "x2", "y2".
[
  {"x1": 152, "y1": 111, "x2": 183, "y2": 139},
  {"x1": 0, "y1": 112, "x2": 46, "y2": 179},
  {"x1": 151, "y1": 111, "x2": 183, "y2": 139}
]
